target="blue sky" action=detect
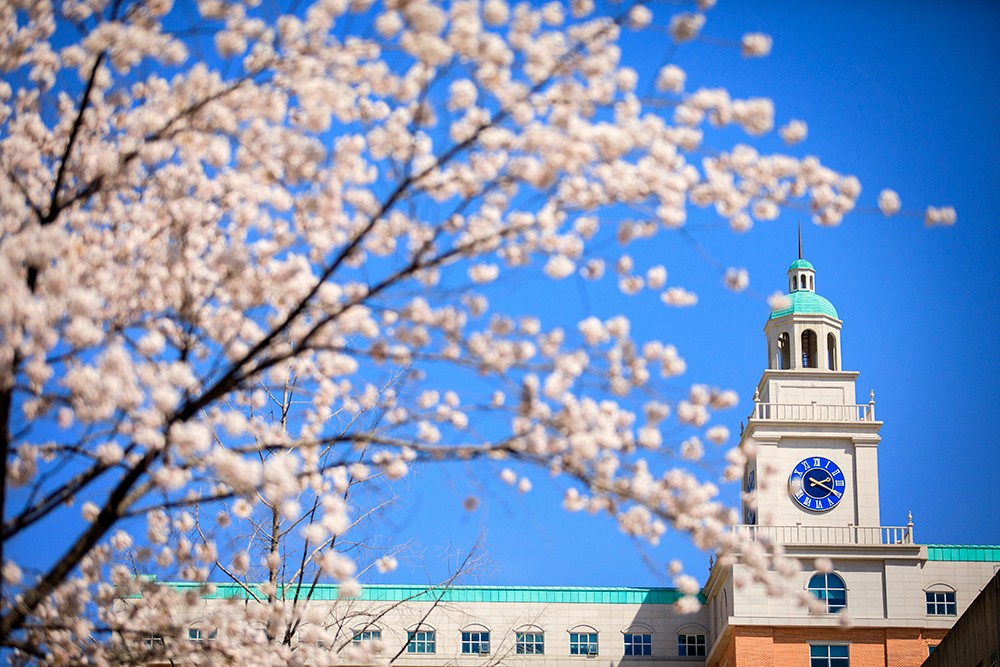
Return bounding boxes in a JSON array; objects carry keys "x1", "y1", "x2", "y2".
[
  {"x1": 378, "y1": 0, "x2": 1000, "y2": 587},
  {"x1": 9, "y1": 0, "x2": 998, "y2": 593}
]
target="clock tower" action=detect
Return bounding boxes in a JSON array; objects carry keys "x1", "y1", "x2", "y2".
[
  {"x1": 741, "y1": 254, "x2": 883, "y2": 530},
  {"x1": 697, "y1": 252, "x2": 998, "y2": 667}
]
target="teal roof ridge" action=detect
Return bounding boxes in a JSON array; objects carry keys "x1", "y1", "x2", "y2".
[
  {"x1": 127, "y1": 581, "x2": 698, "y2": 604},
  {"x1": 926, "y1": 545, "x2": 1000, "y2": 562}
]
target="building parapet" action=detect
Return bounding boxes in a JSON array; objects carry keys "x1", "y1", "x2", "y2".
[
  {"x1": 734, "y1": 523, "x2": 913, "y2": 546},
  {"x1": 125, "y1": 581, "x2": 692, "y2": 605},
  {"x1": 926, "y1": 545, "x2": 1000, "y2": 562},
  {"x1": 748, "y1": 401, "x2": 876, "y2": 422}
]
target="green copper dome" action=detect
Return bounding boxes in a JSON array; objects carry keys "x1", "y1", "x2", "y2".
[
  {"x1": 788, "y1": 258, "x2": 814, "y2": 271},
  {"x1": 769, "y1": 290, "x2": 839, "y2": 320}
]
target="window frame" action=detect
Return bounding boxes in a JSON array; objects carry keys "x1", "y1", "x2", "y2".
[
  {"x1": 569, "y1": 631, "x2": 599, "y2": 656},
  {"x1": 516, "y1": 631, "x2": 545, "y2": 655},
  {"x1": 809, "y1": 643, "x2": 850, "y2": 667},
  {"x1": 925, "y1": 590, "x2": 957, "y2": 616},
  {"x1": 461, "y1": 630, "x2": 490, "y2": 655},
  {"x1": 807, "y1": 572, "x2": 848, "y2": 613},
  {"x1": 623, "y1": 632, "x2": 652, "y2": 656},
  {"x1": 677, "y1": 633, "x2": 706, "y2": 657},
  {"x1": 406, "y1": 629, "x2": 436, "y2": 654},
  {"x1": 352, "y1": 629, "x2": 382, "y2": 644}
]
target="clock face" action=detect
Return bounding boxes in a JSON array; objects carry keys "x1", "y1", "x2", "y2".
[{"x1": 788, "y1": 457, "x2": 845, "y2": 511}]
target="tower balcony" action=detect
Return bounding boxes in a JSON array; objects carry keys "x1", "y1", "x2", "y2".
[
  {"x1": 748, "y1": 400, "x2": 876, "y2": 423},
  {"x1": 733, "y1": 523, "x2": 914, "y2": 547}
]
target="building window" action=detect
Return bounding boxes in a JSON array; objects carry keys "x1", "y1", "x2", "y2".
[
  {"x1": 808, "y1": 572, "x2": 847, "y2": 612},
  {"x1": 677, "y1": 634, "x2": 706, "y2": 657},
  {"x1": 353, "y1": 630, "x2": 381, "y2": 644},
  {"x1": 187, "y1": 628, "x2": 217, "y2": 641},
  {"x1": 570, "y1": 632, "x2": 599, "y2": 655},
  {"x1": 827, "y1": 333, "x2": 837, "y2": 370},
  {"x1": 624, "y1": 633, "x2": 652, "y2": 656},
  {"x1": 810, "y1": 644, "x2": 849, "y2": 666},
  {"x1": 926, "y1": 591, "x2": 957, "y2": 615},
  {"x1": 461, "y1": 631, "x2": 490, "y2": 654},
  {"x1": 142, "y1": 634, "x2": 164, "y2": 647},
  {"x1": 516, "y1": 632, "x2": 544, "y2": 654},
  {"x1": 928, "y1": 645, "x2": 937, "y2": 655},
  {"x1": 407, "y1": 630, "x2": 436, "y2": 653}
]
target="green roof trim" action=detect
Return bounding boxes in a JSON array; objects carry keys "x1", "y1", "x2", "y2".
[
  {"x1": 129, "y1": 583, "x2": 694, "y2": 605},
  {"x1": 769, "y1": 290, "x2": 839, "y2": 320},
  {"x1": 926, "y1": 545, "x2": 1000, "y2": 562},
  {"x1": 788, "y1": 258, "x2": 814, "y2": 270}
]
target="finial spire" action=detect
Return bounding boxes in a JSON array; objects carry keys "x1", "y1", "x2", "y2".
[{"x1": 797, "y1": 222, "x2": 803, "y2": 260}]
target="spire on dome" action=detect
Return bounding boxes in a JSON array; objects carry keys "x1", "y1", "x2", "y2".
[{"x1": 798, "y1": 222, "x2": 803, "y2": 260}]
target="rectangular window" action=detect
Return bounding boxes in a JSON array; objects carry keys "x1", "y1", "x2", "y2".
[
  {"x1": 926, "y1": 591, "x2": 957, "y2": 615},
  {"x1": 677, "y1": 634, "x2": 706, "y2": 657},
  {"x1": 810, "y1": 644, "x2": 849, "y2": 667},
  {"x1": 570, "y1": 632, "x2": 598, "y2": 655},
  {"x1": 188, "y1": 629, "x2": 203, "y2": 642},
  {"x1": 624, "y1": 633, "x2": 652, "y2": 656},
  {"x1": 407, "y1": 630, "x2": 436, "y2": 654},
  {"x1": 516, "y1": 632, "x2": 544, "y2": 654},
  {"x1": 353, "y1": 630, "x2": 382, "y2": 644},
  {"x1": 462, "y1": 631, "x2": 490, "y2": 654},
  {"x1": 142, "y1": 634, "x2": 164, "y2": 647}
]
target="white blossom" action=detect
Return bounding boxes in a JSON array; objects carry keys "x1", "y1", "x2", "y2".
[
  {"x1": 741, "y1": 32, "x2": 773, "y2": 58},
  {"x1": 724, "y1": 267, "x2": 749, "y2": 292},
  {"x1": 924, "y1": 206, "x2": 957, "y2": 227},
  {"x1": 778, "y1": 119, "x2": 807, "y2": 144},
  {"x1": 544, "y1": 255, "x2": 576, "y2": 279},
  {"x1": 669, "y1": 13, "x2": 705, "y2": 43},
  {"x1": 878, "y1": 189, "x2": 902, "y2": 216},
  {"x1": 375, "y1": 556, "x2": 398, "y2": 573},
  {"x1": 661, "y1": 287, "x2": 699, "y2": 307},
  {"x1": 656, "y1": 65, "x2": 686, "y2": 93}
]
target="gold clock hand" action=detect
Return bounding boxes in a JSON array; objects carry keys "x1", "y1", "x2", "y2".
[{"x1": 809, "y1": 477, "x2": 835, "y2": 493}]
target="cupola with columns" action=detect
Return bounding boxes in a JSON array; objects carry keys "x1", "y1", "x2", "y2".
[{"x1": 764, "y1": 235, "x2": 843, "y2": 372}]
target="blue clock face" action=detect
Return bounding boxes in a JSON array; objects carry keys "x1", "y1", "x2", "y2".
[{"x1": 788, "y1": 457, "x2": 845, "y2": 511}]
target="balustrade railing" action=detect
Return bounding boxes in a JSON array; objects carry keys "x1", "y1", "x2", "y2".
[
  {"x1": 733, "y1": 523, "x2": 913, "y2": 546},
  {"x1": 748, "y1": 402, "x2": 876, "y2": 422}
]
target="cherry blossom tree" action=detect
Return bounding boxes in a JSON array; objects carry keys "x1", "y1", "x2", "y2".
[{"x1": 0, "y1": 0, "x2": 952, "y2": 663}]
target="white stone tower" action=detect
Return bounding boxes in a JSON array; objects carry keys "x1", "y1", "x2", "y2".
[{"x1": 741, "y1": 253, "x2": 884, "y2": 534}]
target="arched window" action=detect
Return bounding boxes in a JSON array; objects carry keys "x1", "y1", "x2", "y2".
[
  {"x1": 569, "y1": 625, "x2": 599, "y2": 656},
  {"x1": 676, "y1": 624, "x2": 707, "y2": 658},
  {"x1": 800, "y1": 275, "x2": 806, "y2": 289},
  {"x1": 622, "y1": 624, "x2": 653, "y2": 657},
  {"x1": 515, "y1": 625, "x2": 544, "y2": 655},
  {"x1": 827, "y1": 333, "x2": 837, "y2": 370},
  {"x1": 807, "y1": 572, "x2": 847, "y2": 613},
  {"x1": 461, "y1": 624, "x2": 491, "y2": 655},
  {"x1": 801, "y1": 330, "x2": 818, "y2": 368},
  {"x1": 925, "y1": 584, "x2": 957, "y2": 616},
  {"x1": 406, "y1": 625, "x2": 437, "y2": 654},
  {"x1": 777, "y1": 332, "x2": 790, "y2": 370},
  {"x1": 809, "y1": 275, "x2": 814, "y2": 290}
]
